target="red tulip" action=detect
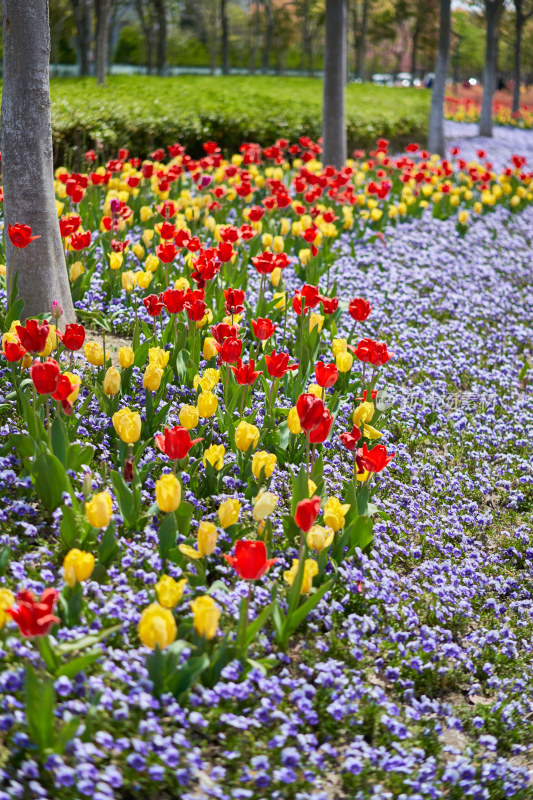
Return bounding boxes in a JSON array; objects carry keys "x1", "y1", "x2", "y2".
[
  {"x1": 251, "y1": 317, "x2": 277, "y2": 340},
  {"x1": 358, "y1": 442, "x2": 395, "y2": 473},
  {"x1": 159, "y1": 221, "x2": 176, "y2": 240},
  {"x1": 59, "y1": 215, "x2": 81, "y2": 237},
  {"x1": 265, "y1": 350, "x2": 298, "y2": 378},
  {"x1": 215, "y1": 337, "x2": 243, "y2": 364},
  {"x1": 231, "y1": 358, "x2": 262, "y2": 386},
  {"x1": 224, "y1": 540, "x2": 276, "y2": 580},
  {"x1": 301, "y1": 284, "x2": 321, "y2": 309},
  {"x1": 210, "y1": 322, "x2": 239, "y2": 344},
  {"x1": 369, "y1": 342, "x2": 393, "y2": 367},
  {"x1": 251, "y1": 252, "x2": 289, "y2": 275},
  {"x1": 339, "y1": 425, "x2": 362, "y2": 452},
  {"x1": 162, "y1": 288, "x2": 187, "y2": 314},
  {"x1": 320, "y1": 295, "x2": 339, "y2": 314},
  {"x1": 315, "y1": 361, "x2": 338, "y2": 389},
  {"x1": 111, "y1": 238, "x2": 129, "y2": 253},
  {"x1": 143, "y1": 294, "x2": 165, "y2": 317},
  {"x1": 296, "y1": 393, "x2": 326, "y2": 432},
  {"x1": 69, "y1": 231, "x2": 92, "y2": 250},
  {"x1": 59, "y1": 323, "x2": 86, "y2": 351},
  {"x1": 308, "y1": 410, "x2": 333, "y2": 443},
  {"x1": 349, "y1": 298, "x2": 372, "y2": 322},
  {"x1": 51, "y1": 374, "x2": 75, "y2": 415},
  {"x1": 8, "y1": 223, "x2": 40, "y2": 248},
  {"x1": 156, "y1": 242, "x2": 177, "y2": 263},
  {"x1": 16, "y1": 319, "x2": 50, "y2": 353},
  {"x1": 6, "y1": 589, "x2": 60, "y2": 637},
  {"x1": 353, "y1": 338, "x2": 376, "y2": 363},
  {"x1": 3, "y1": 338, "x2": 26, "y2": 362},
  {"x1": 294, "y1": 496, "x2": 321, "y2": 532},
  {"x1": 30, "y1": 358, "x2": 61, "y2": 395},
  {"x1": 185, "y1": 298, "x2": 207, "y2": 322},
  {"x1": 224, "y1": 288, "x2": 245, "y2": 316},
  {"x1": 217, "y1": 242, "x2": 234, "y2": 262},
  {"x1": 155, "y1": 426, "x2": 203, "y2": 460}
]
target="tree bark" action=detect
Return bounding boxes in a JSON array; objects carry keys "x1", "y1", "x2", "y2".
[
  {"x1": 71, "y1": 0, "x2": 91, "y2": 77},
  {"x1": 410, "y1": 21, "x2": 420, "y2": 85},
  {"x1": 153, "y1": 0, "x2": 167, "y2": 76},
  {"x1": 262, "y1": 0, "x2": 274, "y2": 74},
  {"x1": 479, "y1": 0, "x2": 504, "y2": 137},
  {"x1": 221, "y1": 0, "x2": 230, "y2": 74},
  {"x1": 354, "y1": 0, "x2": 369, "y2": 81},
  {"x1": 2, "y1": 0, "x2": 75, "y2": 324},
  {"x1": 322, "y1": 0, "x2": 347, "y2": 168},
  {"x1": 95, "y1": 0, "x2": 113, "y2": 86},
  {"x1": 135, "y1": 0, "x2": 155, "y2": 75},
  {"x1": 512, "y1": 0, "x2": 525, "y2": 114},
  {"x1": 428, "y1": 0, "x2": 451, "y2": 155}
]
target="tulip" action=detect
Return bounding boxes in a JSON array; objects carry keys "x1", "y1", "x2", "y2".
[
  {"x1": 323, "y1": 497, "x2": 351, "y2": 532},
  {"x1": 37, "y1": 325, "x2": 58, "y2": 357},
  {"x1": 231, "y1": 358, "x2": 262, "y2": 386},
  {"x1": 224, "y1": 288, "x2": 245, "y2": 316},
  {"x1": 148, "y1": 347, "x2": 170, "y2": 369},
  {"x1": 16, "y1": 319, "x2": 49, "y2": 353},
  {"x1": 155, "y1": 576, "x2": 187, "y2": 608},
  {"x1": 103, "y1": 366, "x2": 121, "y2": 396},
  {"x1": 136, "y1": 270, "x2": 153, "y2": 289},
  {"x1": 315, "y1": 361, "x2": 338, "y2": 389},
  {"x1": 235, "y1": 420, "x2": 260, "y2": 453},
  {"x1": 155, "y1": 426, "x2": 202, "y2": 460},
  {"x1": 109, "y1": 252, "x2": 123, "y2": 271},
  {"x1": 203, "y1": 444, "x2": 225, "y2": 470},
  {"x1": 336, "y1": 351, "x2": 354, "y2": 373},
  {"x1": 84, "y1": 341, "x2": 104, "y2": 366},
  {"x1": 138, "y1": 603, "x2": 177, "y2": 649},
  {"x1": 307, "y1": 383, "x2": 322, "y2": 398},
  {"x1": 163, "y1": 288, "x2": 187, "y2": 314},
  {"x1": 69, "y1": 261, "x2": 84, "y2": 281},
  {"x1": 179, "y1": 404, "x2": 199, "y2": 430},
  {"x1": 0, "y1": 588, "x2": 15, "y2": 629},
  {"x1": 358, "y1": 442, "x2": 395, "y2": 473},
  {"x1": 283, "y1": 559, "x2": 318, "y2": 594},
  {"x1": 143, "y1": 294, "x2": 164, "y2": 317},
  {"x1": 251, "y1": 318, "x2": 277, "y2": 340},
  {"x1": 265, "y1": 350, "x2": 298, "y2": 378},
  {"x1": 294, "y1": 496, "x2": 321, "y2": 532},
  {"x1": 349, "y1": 297, "x2": 372, "y2": 322},
  {"x1": 60, "y1": 323, "x2": 86, "y2": 351},
  {"x1": 2, "y1": 333, "x2": 26, "y2": 362},
  {"x1": 215, "y1": 336, "x2": 243, "y2": 364},
  {"x1": 252, "y1": 451, "x2": 277, "y2": 480},
  {"x1": 8, "y1": 223, "x2": 40, "y2": 248},
  {"x1": 63, "y1": 371, "x2": 81, "y2": 402},
  {"x1": 143, "y1": 363, "x2": 163, "y2": 392},
  {"x1": 198, "y1": 521, "x2": 218, "y2": 555},
  {"x1": 218, "y1": 498, "x2": 241, "y2": 528},
  {"x1": 6, "y1": 588, "x2": 59, "y2": 637},
  {"x1": 332, "y1": 338, "x2": 347, "y2": 357},
  {"x1": 197, "y1": 391, "x2": 218, "y2": 418},
  {"x1": 118, "y1": 346, "x2": 135, "y2": 369},
  {"x1": 308, "y1": 411, "x2": 333, "y2": 444},
  {"x1": 63, "y1": 549, "x2": 95, "y2": 587},
  {"x1": 224, "y1": 540, "x2": 277, "y2": 580},
  {"x1": 296, "y1": 393, "x2": 325, "y2": 432},
  {"x1": 190, "y1": 595, "x2": 220, "y2": 639},
  {"x1": 155, "y1": 473, "x2": 181, "y2": 512},
  {"x1": 111, "y1": 408, "x2": 141, "y2": 444},
  {"x1": 306, "y1": 525, "x2": 334, "y2": 551},
  {"x1": 287, "y1": 406, "x2": 302, "y2": 435},
  {"x1": 30, "y1": 358, "x2": 60, "y2": 395},
  {"x1": 203, "y1": 337, "x2": 218, "y2": 361},
  {"x1": 252, "y1": 490, "x2": 278, "y2": 521},
  {"x1": 363, "y1": 424, "x2": 383, "y2": 440},
  {"x1": 339, "y1": 425, "x2": 362, "y2": 452},
  {"x1": 86, "y1": 491, "x2": 113, "y2": 528},
  {"x1": 309, "y1": 313, "x2": 324, "y2": 332},
  {"x1": 353, "y1": 402, "x2": 374, "y2": 427}
]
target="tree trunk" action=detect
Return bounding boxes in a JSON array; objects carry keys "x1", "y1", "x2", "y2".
[
  {"x1": 479, "y1": 0, "x2": 503, "y2": 137},
  {"x1": 322, "y1": 0, "x2": 347, "y2": 168},
  {"x1": 153, "y1": 0, "x2": 167, "y2": 76},
  {"x1": 135, "y1": 0, "x2": 155, "y2": 75},
  {"x1": 428, "y1": 0, "x2": 451, "y2": 155},
  {"x1": 355, "y1": 0, "x2": 369, "y2": 81},
  {"x1": 71, "y1": 0, "x2": 91, "y2": 76},
  {"x1": 512, "y1": 1, "x2": 523, "y2": 114},
  {"x1": 221, "y1": 0, "x2": 230, "y2": 74},
  {"x1": 262, "y1": 0, "x2": 273, "y2": 74},
  {"x1": 2, "y1": 0, "x2": 75, "y2": 325},
  {"x1": 95, "y1": 0, "x2": 112, "y2": 86},
  {"x1": 410, "y1": 22, "x2": 420, "y2": 85}
]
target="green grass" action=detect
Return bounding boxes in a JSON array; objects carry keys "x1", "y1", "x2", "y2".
[{"x1": 6, "y1": 75, "x2": 431, "y2": 163}]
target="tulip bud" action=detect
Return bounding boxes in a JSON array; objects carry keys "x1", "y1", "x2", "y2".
[
  {"x1": 287, "y1": 407, "x2": 302, "y2": 435},
  {"x1": 336, "y1": 351, "x2": 353, "y2": 373},
  {"x1": 252, "y1": 490, "x2": 278, "y2": 521},
  {"x1": 198, "y1": 521, "x2": 218, "y2": 556},
  {"x1": 235, "y1": 420, "x2": 260, "y2": 453},
  {"x1": 203, "y1": 444, "x2": 225, "y2": 470},
  {"x1": 69, "y1": 261, "x2": 84, "y2": 282},
  {"x1": 63, "y1": 548, "x2": 95, "y2": 587},
  {"x1": 103, "y1": 366, "x2": 121, "y2": 396},
  {"x1": 122, "y1": 270, "x2": 136, "y2": 292},
  {"x1": 190, "y1": 595, "x2": 220, "y2": 639},
  {"x1": 143, "y1": 363, "x2": 163, "y2": 392},
  {"x1": 51, "y1": 300, "x2": 63, "y2": 322},
  {"x1": 155, "y1": 473, "x2": 181, "y2": 513},
  {"x1": 203, "y1": 337, "x2": 218, "y2": 361},
  {"x1": 270, "y1": 267, "x2": 282, "y2": 287},
  {"x1": 112, "y1": 407, "x2": 142, "y2": 443},
  {"x1": 118, "y1": 346, "x2": 135, "y2": 369},
  {"x1": 197, "y1": 391, "x2": 218, "y2": 419},
  {"x1": 85, "y1": 491, "x2": 113, "y2": 528},
  {"x1": 179, "y1": 404, "x2": 199, "y2": 430},
  {"x1": 155, "y1": 575, "x2": 187, "y2": 608},
  {"x1": 138, "y1": 603, "x2": 176, "y2": 649},
  {"x1": 218, "y1": 499, "x2": 240, "y2": 528}
]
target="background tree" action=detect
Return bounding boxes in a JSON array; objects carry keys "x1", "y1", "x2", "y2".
[
  {"x1": 95, "y1": 0, "x2": 114, "y2": 84},
  {"x1": 479, "y1": 0, "x2": 504, "y2": 136},
  {"x1": 152, "y1": 0, "x2": 167, "y2": 75},
  {"x1": 351, "y1": 0, "x2": 372, "y2": 80},
  {"x1": 221, "y1": 0, "x2": 230, "y2": 74},
  {"x1": 2, "y1": 0, "x2": 75, "y2": 324},
  {"x1": 428, "y1": 0, "x2": 451, "y2": 155},
  {"x1": 322, "y1": 0, "x2": 347, "y2": 168},
  {"x1": 71, "y1": 0, "x2": 91, "y2": 75},
  {"x1": 512, "y1": 0, "x2": 533, "y2": 112}
]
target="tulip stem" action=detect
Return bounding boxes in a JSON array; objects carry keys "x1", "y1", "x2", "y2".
[
  {"x1": 102, "y1": 332, "x2": 107, "y2": 368},
  {"x1": 224, "y1": 364, "x2": 230, "y2": 407},
  {"x1": 46, "y1": 398, "x2": 51, "y2": 441},
  {"x1": 305, "y1": 434, "x2": 310, "y2": 480},
  {"x1": 240, "y1": 581, "x2": 253, "y2": 662},
  {"x1": 239, "y1": 386, "x2": 246, "y2": 416},
  {"x1": 347, "y1": 319, "x2": 357, "y2": 345},
  {"x1": 282, "y1": 300, "x2": 288, "y2": 350}
]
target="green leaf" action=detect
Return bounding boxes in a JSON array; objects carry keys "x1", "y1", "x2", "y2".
[
  {"x1": 287, "y1": 578, "x2": 335, "y2": 634},
  {"x1": 166, "y1": 653, "x2": 209, "y2": 699},
  {"x1": 245, "y1": 602, "x2": 275, "y2": 647},
  {"x1": 175, "y1": 500, "x2": 194, "y2": 537},
  {"x1": 67, "y1": 443, "x2": 95, "y2": 472},
  {"x1": 96, "y1": 522, "x2": 121, "y2": 569},
  {"x1": 38, "y1": 636, "x2": 60, "y2": 674},
  {"x1": 110, "y1": 470, "x2": 137, "y2": 527},
  {"x1": 51, "y1": 417, "x2": 69, "y2": 466},
  {"x1": 8, "y1": 433, "x2": 35, "y2": 460},
  {"x1": 60, "y1": 504, "x2": 88, "y2": 551},
  {"x1": 31, "y1": 452, "x2": 72, "y2": 511},
  {"x1": 0, "y1": 546, "x2": 11, "y2": 577},
  {"x1": 158, "y1": 513, "x2": 177, "y2": 561},
  {"x1": 55, "y1": 624, "x2": 122, "y2": 655},
  {"x1": 55, "y1": 651, "x2": 102, "y2": 679},
  {"x1": 24, "y1": 664, "x2": 55, "y2": 755}
]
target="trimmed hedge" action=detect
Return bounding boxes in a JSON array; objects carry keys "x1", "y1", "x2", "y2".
[{"x1": 4, "y1": 76, "x2": 431, "y2": 163}]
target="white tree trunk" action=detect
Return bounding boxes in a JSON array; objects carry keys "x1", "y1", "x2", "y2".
[
  {"x1": 479, "y1": 0, "x2": 503, "y2": 138},
  {"x1": 322, "y1": 0, "x2": 347, "y2": 169},
  {"x1": 2, "y1": 0, "x2": 75, "y2": 325},
  {"x1": 428, "y1": 0, "x2": 451, "y2": 156}
]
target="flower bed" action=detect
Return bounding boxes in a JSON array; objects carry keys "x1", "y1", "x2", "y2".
[{"x1": 1, "y1": 127, "x2": 533, "y2": 798}]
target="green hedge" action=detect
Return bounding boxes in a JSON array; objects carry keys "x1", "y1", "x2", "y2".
[{"x1": 4, "y1": 76, "x2": 431, "y2": 163}]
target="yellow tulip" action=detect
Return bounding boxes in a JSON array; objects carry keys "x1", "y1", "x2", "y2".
[
  {"x1": 336, "y1": 351, "x2": 353, "y2": 373},
  {"x1": 287, "y1": 406, "x2": 302, "y2": 435},
  {"x1": 252, "y1": 490, "x2": 278, "y2": 521},
  {"x1": 69, "y1": 261, "x2": 84, "y2": 282},
  {"x1": 299, "y1": 248, "x2": 311, "y2": 266},
  {"x1": 136, "y1": 270, "x2": 153, "y2": 289},
  {"x1": 103, "y1": 366, "x2": 121, "y2": 396},
  {"x1": 63, "y1": 371, "x2": 81, "y2": 403},
  {"x1": 273, "y1": 291, "x2": 287, "y2": 310},
  {"x1": 112, "y1": 407, "x2": 142, "y2": 443},
  {"x1": 155, "y1": 575, "x2": 187, "y2": 608},
  {"x1": 283, "y1": 558, "x2": 319, "y2": 594},
  {"x1": 306, "y1": 525, "x2": 334, "y2": 552},
  {"x1": 118, "y1": 346, "x2": 135, "y2": 369},
  {"x1": 179, "y1": 404, "x2": 199, "y2": 430},
  {"x1": 84, "y1": 341, "x2": 104, "y2": 367},
  {"x1": 122, "y1": 270, "x2": 136, "y2": 292},
  {"x1": 63, "y1": 549, "x2": 95, "y2": 587},
  {"x1": 363, "y1": 423, "x2": 382, "y2": 440},
  {"x1": 272, "y1": 235, "x2": 284, "y2": 254},
  {"x1": 155, "y1": 473, "x2": 181, "y2": 513},
  {"x1": 309, "y1": 313, "x2": 324, "y2": 333},
  {"x1": 308, "y1": 479, "x2": 317, "y2": 496},
  {"x1": 203, "y1": 337, "x2": 218, "y2": 361},
  {"x1": 252, "y1": 451, "x2": 277, "y2": 480},
  {"x1": 235, "y1": 420, "x2": 260, "y2": 453},
  {"x1": 132, "y1": 243, "x2": 145, "y2": 260},
  {"x1": 143, "y1": 363, "x2": 163, "y2": 392},
  {"x1": 323, "y1": 497, "x2": 351, "y2": 532},
  {"x1": 197, "y1": 391, "x2": 218, "y2": 418},
  {"x1": 86, "y1": 491, "x2": 113, "y2": 528},
  {"x1": 109, "y1": 252, "x2": 123, "y2": 271},
  {"x1": 149, "y1": 347, "x2": 170, "y2": 369},
  {"x1": 332, "y1": 338, "x2": 347, "y2": 357},
  {"x1": 38, "y1": 325, "x2": 58, "y2": 357},
  {"x1": 0, "y1": 588, "x2": 15, "y2": 629},
  {"x1": 218, "y1": 499, "x2": 241, "y2": 528},
  {"x1": 174, "y1": 277, "x2": 190, "y2": 292},
  {"x1": 140, "y1": 206, "x2": 153, "y2": 223},
  {"x1": 197, "y1": 521, "x2": 218, "y2": 555},
  {"x1": 138, "y1": 603, "x2": 176, "y2": 649},
  {"x1": 270, "y1": 267, "x2": 282, "y2": 287},
  {"x1": 190, "y1": 595, "x2": 220, "y2": 639},
  {"x1": 142, "y1": 229, "x2": 155, "y2": 247},
  {"x1": 353, "y1": 402, "x2": 374, "y2": 427},
  {"x1": 145, "y1": 254, "x2": 159, "y2": 273},
  {"x1": 307, "y1": 383, "x2": 322, "y2": 398},
  {"x1": 203, "y1": 444, "x2": 225, "y2": 470}
]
